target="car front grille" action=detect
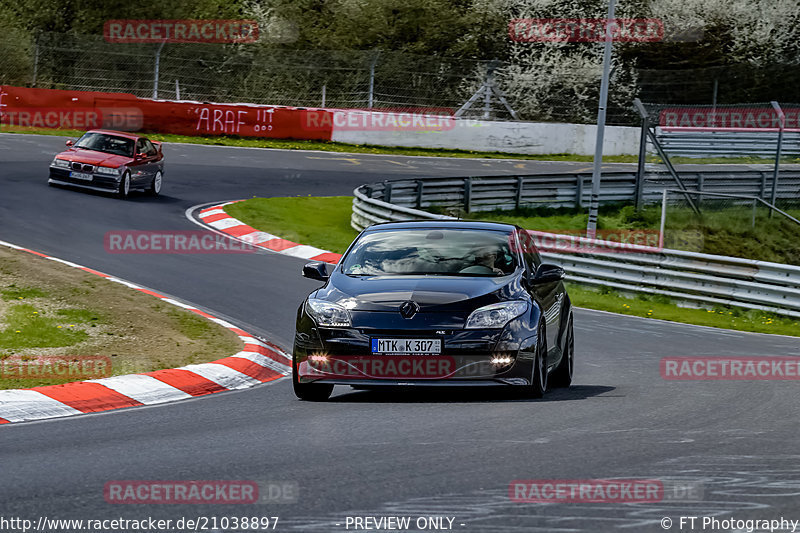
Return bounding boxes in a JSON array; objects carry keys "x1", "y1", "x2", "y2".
[{"x1": 70, "y1": 162, "x2": 94, "y2": 172}]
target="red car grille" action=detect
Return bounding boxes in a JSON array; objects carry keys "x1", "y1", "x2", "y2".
[{"x1": 70, "y1": 162, "x2": 94, "y2": 172}]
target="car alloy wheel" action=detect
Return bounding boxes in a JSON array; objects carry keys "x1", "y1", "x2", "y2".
[
  {"x1": 149, "y1": 170, "x2": 162, "y2": 196},
  {"x1": 118, "y1": 171, "x2": 131, "y2": 199}
]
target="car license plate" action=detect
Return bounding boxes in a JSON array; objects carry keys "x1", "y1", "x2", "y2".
[
  {"x1": 70, "y1": 171, "x2": 93, "y2": 181},
  {"x1": 371, "y1": 338, "x2": 441, "y2": 355}
]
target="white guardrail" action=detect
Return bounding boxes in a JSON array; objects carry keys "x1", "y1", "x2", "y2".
[{"x1": 351, "y1": 179, "x2": 800, "y2": 319}]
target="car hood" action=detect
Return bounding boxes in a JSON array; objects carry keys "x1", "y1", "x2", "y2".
[
  {"x1": 319, "y1": 272, "x2": 524, "y2": 313},
  {"x1": 57, "y1": 148, "x2": 131, "y2": 167}
]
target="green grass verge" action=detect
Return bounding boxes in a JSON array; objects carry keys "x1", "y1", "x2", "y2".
[
  {"x1": 566, "y1": 284, "x2": 796, "y2": 336},
  {"x1": 0, "y1": 246, "x2": 243, "y2": 390},
  {"x1": 226, "y1": 196, "x2": 800, "y2": 337},
  {"x1": 226, "y1": 196, "x2": 359, "y2": 254},
  {"x1": 0, "y1": 303, "x2": 90, "y2": 350},
  {"x1": 5, "y1": 125, "x2": 800, "y2": 164}
]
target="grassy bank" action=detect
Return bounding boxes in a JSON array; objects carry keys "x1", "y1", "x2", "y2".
[
  {"x1": 225, "y1": 196, "x2": 799, "y2": 337},
  {"x1": 0, "y1": 246, "x2": 242, "y2": 390}
]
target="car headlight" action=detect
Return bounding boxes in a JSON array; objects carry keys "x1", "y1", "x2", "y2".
[
  {"x1": 306, "y1": 298, "x2": 352, "y2": 327},
  {"x1": 95, "y1": 166, "x2": 121, "y2": 175},
  {"x1": 465, "y1": 301, "x2": 528, "y2": 329},
  {"x1": 51, "y1": 158, "x2": 70, "y2": 168}
]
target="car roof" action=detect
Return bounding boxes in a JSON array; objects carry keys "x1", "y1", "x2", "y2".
[
  {"x1": 364, "y1": 220, "x2": 518, "y2": 232},
  {"x1": 84, "y1": 129, "x2": 141, "y2": 141}
]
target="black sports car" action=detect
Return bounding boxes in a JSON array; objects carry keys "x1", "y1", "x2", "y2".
[{"x1": 292, "y1": 220, "x2": 574, "y2": 401}]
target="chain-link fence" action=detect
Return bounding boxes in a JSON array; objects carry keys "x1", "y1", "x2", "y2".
[
  {"x1": 635, "y1": 101, "x2": 800, "y2": 160},
  {"x1": 9, "y1": 32, "x2": 503, "y2": 118},
  {"x1": 3, "y1": 31, "x2": 800, "y2": 126},
  {"x1": 637, "y1": 64, "x2": 800, "y2": 108}
]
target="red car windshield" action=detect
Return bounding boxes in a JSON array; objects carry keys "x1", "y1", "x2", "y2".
[{"x1": 74, "y1": 132, "x2": 134, "y2": 157}]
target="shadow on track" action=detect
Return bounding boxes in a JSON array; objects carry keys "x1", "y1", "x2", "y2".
[
  {"x1": 47, "y1": 182, "x2": 182, "y2": 205},
  {"x1": 328, "y1": 384, "x2": 615, "y2": 404}
]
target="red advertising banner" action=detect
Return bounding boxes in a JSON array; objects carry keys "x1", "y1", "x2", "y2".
[{"x1": 0, "y1": 86, "x2": 333, "y2": 141}]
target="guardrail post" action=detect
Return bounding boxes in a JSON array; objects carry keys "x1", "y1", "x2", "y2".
[
  {"x1": 769, "y1": 101, "x2": 785, "y2": 218},
  {"x1": 515, "y1": 176, "x2": 523, "y2": 209},
  {"x1": 634, "y1": 113, "x2": 648, "y2": 211},
  {"x1": 759, "y1": 172, "x2": 767, "y2": 199},
  {"x1": 384, "y1": 181, "x2": 393, "y2": 203},
  {"x1": 696, "y1": 172, "x2": 704, "y2": 208},
  {"x1": 416, "y1": 180, "x2": 424, "y2": 209},
  {"x1": 659, "y1": 189, "x2": 667, "y2": 249},
  {"x1": 464, "y1": 178, "x2": 472, "y2": 213},
  {"x1": 575, "y1": 175, "x2": 583, "y2": 209}
]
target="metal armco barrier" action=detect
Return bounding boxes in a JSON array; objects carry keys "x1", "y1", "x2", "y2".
[
  {"x1": 352, "y1": 173, "x2": 800, "y2": 318},
  {"x1": 656, "y1": 130, "x2": 800, "y2": 158},
  {"x1": 352, "y1": 170, "x2": 800, "y2": 214}
]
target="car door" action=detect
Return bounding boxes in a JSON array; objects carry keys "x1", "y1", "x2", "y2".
[
  {"x1": 144, "y1": 139, "x2": 162, "y2": 169},
  {"x1": 517, "y1": 229, "x2": 561, "y2": 362},
  {"x1": 128, "y1": 138, "x2": 150, "y2": 186}
]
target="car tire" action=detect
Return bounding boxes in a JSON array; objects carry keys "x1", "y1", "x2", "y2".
[
  {"x1": 148, "y1": 170, "x2": 162, "y2": 197},
  {"x1": 550, "y1": 316, "x2": 574, "y2": 388},
  {"x1": 147, "y1": 170, "x2": 164, "y2": 196},
  {"x1": 523, "y1": 323, "x2": 547, "y2": 398},
  {"x1": 292, "y1": 357, "x2": 334, "y2": 401},
  {"x1": 118, "y1": 171, "x2": 131, "y2": 199}
]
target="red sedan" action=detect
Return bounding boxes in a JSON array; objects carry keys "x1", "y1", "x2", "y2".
[{"x1": 48, "y1": 129, "x2": 164, "y2": 198}]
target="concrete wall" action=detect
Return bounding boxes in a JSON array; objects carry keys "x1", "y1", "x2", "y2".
[{"x1": 330, "y1": 111, "x2": 640, "y2": 156}]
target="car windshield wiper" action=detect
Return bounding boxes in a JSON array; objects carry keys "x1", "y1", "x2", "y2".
[{"x1": 75, "y1": 145, "x2": 102, "y2": 152}]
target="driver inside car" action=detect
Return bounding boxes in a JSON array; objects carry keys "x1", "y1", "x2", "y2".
[{"x1": 461, "y1": 246, "x2": 505, "y2": 275}]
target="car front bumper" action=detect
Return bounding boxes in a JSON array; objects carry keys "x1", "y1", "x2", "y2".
[
  {"x1": 49, "y1": 167, "x2": 120, "y2": 192},
  {"x1": 294, "y1": 322, "x2": 538, "y2": 386}
]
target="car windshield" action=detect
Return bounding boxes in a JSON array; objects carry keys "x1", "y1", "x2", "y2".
[
  {"x1": 74, "y1": 132, "x2": 134, "y2": 157},
  {"x1": 341, "y1": 228, "x2": 518, "y2": 277}
]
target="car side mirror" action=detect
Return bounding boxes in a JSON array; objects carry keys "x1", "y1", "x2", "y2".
[
  {"x1": 533, "y1": 263, "x2": 565, "y2": 285},
  {"x1": 135, "y1": 152, "x2": 147, "y2": 159},
  {"x1": 65, "y1": 140, "x2": 74, "y2": 147},
  {"x1": 302, "y1": 262, "x2": 329, "y2": 282}
]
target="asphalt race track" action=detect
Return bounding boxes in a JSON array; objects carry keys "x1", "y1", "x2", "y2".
[{"x1": 2, "y1": 133, "x2": 800, "y2": 532}]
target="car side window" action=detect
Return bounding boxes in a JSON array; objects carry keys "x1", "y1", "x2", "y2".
[
  {"x1": 143, "y1": 139, "x2": 157, "y2": 155},
  {"x1": 515, "y1": 229, "x2": 541, "y2": 275},
  {"x1": 135, "y1": 139, "x2": 146, "y2": 155}
]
